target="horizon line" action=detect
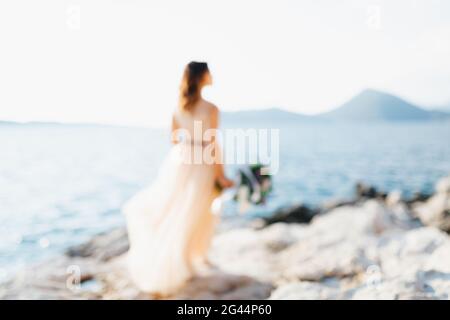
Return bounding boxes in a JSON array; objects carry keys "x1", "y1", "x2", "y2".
[{"x1": 1, "y1": 88, "x2": 449, "y2": 128}]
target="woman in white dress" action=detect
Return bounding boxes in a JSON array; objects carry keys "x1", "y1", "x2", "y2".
[{"x1": 123, "y1": 61, "x2": 234, "y2": 296}]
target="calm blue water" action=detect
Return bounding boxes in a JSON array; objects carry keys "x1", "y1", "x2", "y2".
[{"x1": 1, "y1": 122, "x2": 449, "y2": 279}]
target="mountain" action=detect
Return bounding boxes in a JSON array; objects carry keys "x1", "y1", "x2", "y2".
[
  {"x1": 0, "y1": 120, "x2": 68, "y2": 126},
  {"x1": 317, "y1": 89, "x2": 450, "y2": 122},
  {"x1": 0, "y1": 121, "x2": 17, "y2": 125},
  {"x1": 221, "y1": 90, "x2": 450, "y2": 126},
  {"x1": 432, "y1": 102, "x2": 450, "y2": 113},
  {"x1": 221, "y1": 107, "x2": 312, "y2": 127}
]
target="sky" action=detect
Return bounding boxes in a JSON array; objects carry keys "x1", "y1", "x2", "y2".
[{"x1": 1, "y1": 0, "x2": 450, "y2": 127}]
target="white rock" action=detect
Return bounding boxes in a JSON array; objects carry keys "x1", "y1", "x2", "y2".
[
  {"x1": 386, "y1": 190, "x2": 402, "y2": 207},
  {"x1": 414, "y1": 193, "x2": 450, "y2": 232},
  {"x1": 4, "y1": 195, "x2": 450, "y2": 300},
  {"x1": 269, "y1": 281, "x2": 340, "y2": 300}
]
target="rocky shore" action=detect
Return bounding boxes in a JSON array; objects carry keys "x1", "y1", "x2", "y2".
[{"x1": 1, "y1": 175, "x2": 449, "y2": 300}]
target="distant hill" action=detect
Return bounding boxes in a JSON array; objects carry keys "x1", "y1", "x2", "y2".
[
  {"x1": 317, "y1": 89, "x2": 450, "y2": 122},
  {"x1": 0, "y1": 120, "x2": 69, "y2": 126},
  {"x1": 432, "y1": 102, "x2": 450, "y2": 113},
  {"x1": 0, "y1": 121, "x2": 17, "y2": 126},
  {"x1": 221, "y1": 90, "x2": 450, "y2": 126}
]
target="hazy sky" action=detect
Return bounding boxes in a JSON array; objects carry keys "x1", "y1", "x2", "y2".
[{"x1": 1, "y1": 0, "x2": 450, "y2": 127}]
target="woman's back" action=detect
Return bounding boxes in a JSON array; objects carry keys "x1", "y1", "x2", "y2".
[{"x1": 173, "y1": 100, "x2": 217, "y2": 143}]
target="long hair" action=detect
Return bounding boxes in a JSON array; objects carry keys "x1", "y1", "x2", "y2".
[{"x1": 179, "y1": 61, "x2": 209, "y2": 112}]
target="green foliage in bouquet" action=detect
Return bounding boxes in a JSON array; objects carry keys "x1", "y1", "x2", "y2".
[{"x1": 234, "y1": 164, "x2": 272, "y2": 205}]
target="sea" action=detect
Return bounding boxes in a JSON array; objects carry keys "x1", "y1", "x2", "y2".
[{"x1": 1, "y1": 121, "x2": 449, "y2": 280}]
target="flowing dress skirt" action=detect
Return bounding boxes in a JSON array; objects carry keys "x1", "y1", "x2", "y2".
[{"x1": 123, "y1": 144, "x2": 219, "y2": 295}]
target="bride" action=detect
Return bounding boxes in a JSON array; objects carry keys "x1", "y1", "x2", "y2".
[{"x1": 123, "y1": 61, "x2": 234, "y2": 296}]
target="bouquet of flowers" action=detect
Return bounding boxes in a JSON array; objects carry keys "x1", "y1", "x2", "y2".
[{"x1": 213, "y1": 164, "x2": 272, "y2": 215}]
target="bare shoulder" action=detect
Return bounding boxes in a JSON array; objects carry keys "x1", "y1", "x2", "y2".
[
  {"x1": 172, "y1": 109, "x2": 181, "y2": 122},
  {"x1": 202, "y1": 99, "x2": 219, "y2": 115}
]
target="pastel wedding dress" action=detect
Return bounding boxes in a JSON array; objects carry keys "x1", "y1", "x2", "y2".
[{"x1": 123, "y1": 105, "x2": 220, "y2": 295}]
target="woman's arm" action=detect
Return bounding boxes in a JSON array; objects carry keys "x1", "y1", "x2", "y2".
[
  {"x1": 210, "y1": 106, "x2": 233, "y2": 188},
  {"x1": 171, "y1": 114, "x2": 180, "y2": 145}
]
